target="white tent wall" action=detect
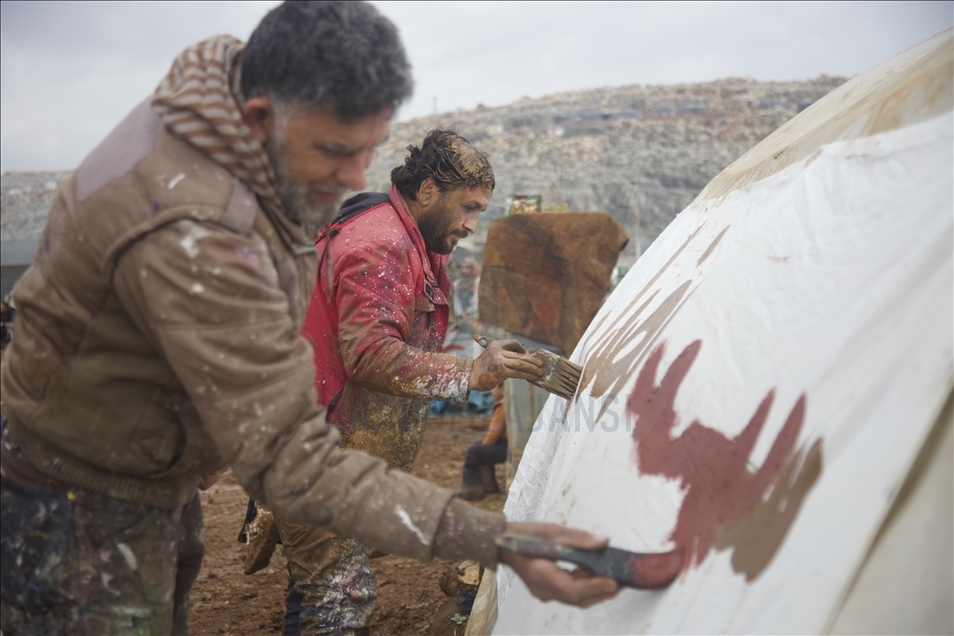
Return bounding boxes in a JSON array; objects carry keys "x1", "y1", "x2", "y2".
[
  {"x1": 829, "y1": 392, "x2": 952, "y2": 634},
  {"x1": 697, "y1": 28, "x2": 953, "y2": 203},
  {"x1": 489, "y1": 29, "x2": 953, "y2": 635}
]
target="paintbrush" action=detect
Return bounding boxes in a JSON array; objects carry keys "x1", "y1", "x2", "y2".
[
  {"x1": 474, "y1": 335, "x2": 582, "y2": 401},
  {"x1": 495, "y1": 532, "x2": 684, "y2": 590}
]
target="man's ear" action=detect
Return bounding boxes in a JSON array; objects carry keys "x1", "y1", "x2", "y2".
[
  {"x1": 417, "y1": 178, "x2": 440, "y2": 208},
  {"x1": 242, "y1": 96, "x2": 274, "y2": 145}
]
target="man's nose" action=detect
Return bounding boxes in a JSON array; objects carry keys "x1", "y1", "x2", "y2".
[
  {"x1": 462, "y1": 217, "x2": 478, "y2": 234},
  {"x1": 335, "y1": 153, "x2": 368, "y2": 192}
]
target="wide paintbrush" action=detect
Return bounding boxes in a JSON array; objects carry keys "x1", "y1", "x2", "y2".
[
  {"x1": 474, "y1": 336, "x2": 582, "y2": 400},
  {"x1": 495, "y1": 532, "x2": 684, "y2": 589}
]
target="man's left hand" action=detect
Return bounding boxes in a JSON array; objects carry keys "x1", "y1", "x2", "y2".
[
  {"x1": 469, "y1": 338, "x2": 545, "y2": 391},
  {"x1": 498, "y1": 522, "x2": 621, "y2": 608}
]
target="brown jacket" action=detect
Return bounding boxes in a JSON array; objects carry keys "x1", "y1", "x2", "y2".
[{"x1": 0, "y1": 99, "x2": 503, "y2": 566}]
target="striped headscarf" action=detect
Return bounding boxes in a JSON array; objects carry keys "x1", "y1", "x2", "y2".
[{"x1": 152, "y1": 35, "x2": 286, "y2": 219}]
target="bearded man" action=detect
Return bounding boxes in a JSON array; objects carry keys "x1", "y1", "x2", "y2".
[
  {"x1": 273, "y1": 129, "x2": 543, "y2": 634},
  {"x1": 0, "y1": 3, "x2": 618, "y2": 634}
]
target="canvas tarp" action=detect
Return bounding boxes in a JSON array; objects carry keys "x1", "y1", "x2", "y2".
[{"x1": 488, "y1": 29, "x2": 953, "y2": 635}]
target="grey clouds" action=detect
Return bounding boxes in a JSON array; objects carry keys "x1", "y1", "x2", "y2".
[{"x1": 1, "y1": 1, "x2": 950, "y2": 172}]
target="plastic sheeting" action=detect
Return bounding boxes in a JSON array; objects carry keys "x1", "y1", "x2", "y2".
[{"x1": 494, "y1": 85, "x2": 953, "y2": 636}]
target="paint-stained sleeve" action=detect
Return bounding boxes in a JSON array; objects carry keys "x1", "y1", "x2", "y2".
[
  {"x1": 333, "y1": 234, "x2": 472, "y2": 402},
  {"x1": 111, "y1": 219, "x2": 502, "y2": 566}
]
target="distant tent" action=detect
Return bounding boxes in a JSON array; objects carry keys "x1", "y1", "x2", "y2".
[{"x1": 475, "y1": 29, "x2": 953, "y2": 635}]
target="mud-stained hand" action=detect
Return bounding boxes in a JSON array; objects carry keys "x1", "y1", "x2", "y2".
[
  {"x1": 498, "y1": 522, "x2": 621, "y2": 607},
  {"x1": 469, "y1": 338, "x2": 545, "y2": 391}
]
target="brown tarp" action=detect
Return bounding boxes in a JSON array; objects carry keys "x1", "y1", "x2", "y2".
[{"x1": 478, "y1": 212, "x2": 628, "y2": 354}]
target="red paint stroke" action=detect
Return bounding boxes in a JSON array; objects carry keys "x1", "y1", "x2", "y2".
[{"x1": 628, "y1": 340, "x2": 808, "y2": 572}]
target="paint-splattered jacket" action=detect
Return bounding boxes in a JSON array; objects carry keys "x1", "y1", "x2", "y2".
[
  {"x1": 0, "y1": 100, "x2": 503, "y2": 568},
  {"x1": 304, "y1": 187, "x2": 472, "y2": 470}
]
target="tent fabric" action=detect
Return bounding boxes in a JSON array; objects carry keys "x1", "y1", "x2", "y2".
[
  {"x1": 696, "y1": 29, "x2": 953, "y2": 203},
  {"x1": 492, "y1": 29, "x2": 953, "y2": 635},
  {"x1": 829, "y1": 392, "x2": 952, "y2": 635}
]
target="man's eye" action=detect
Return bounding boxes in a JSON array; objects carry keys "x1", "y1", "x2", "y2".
[{"x1": 316, "y1": 144, "x2": 353, "y2": 156}]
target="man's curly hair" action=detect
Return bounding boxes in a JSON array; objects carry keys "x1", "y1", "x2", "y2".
[{"x1": 391, "y1": 129, "x2": 495, "y2": 201}]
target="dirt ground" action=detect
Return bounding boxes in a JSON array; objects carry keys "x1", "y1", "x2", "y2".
[{"x1": 188, "y1": 413, "x2": 506, "y2": 636}]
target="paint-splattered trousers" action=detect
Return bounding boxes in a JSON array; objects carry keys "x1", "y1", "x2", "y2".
[
  {"x1": 0, "y1": 475, "x2": 204, "y2": 635},
  {"x1": 270, "y1": 390, "x2": 431, "y2": 635},
  {"x1": 276, "y1": 517, "x2": 376, "y2": 636}
]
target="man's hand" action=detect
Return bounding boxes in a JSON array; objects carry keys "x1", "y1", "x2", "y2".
[
  {"x1": 469, "y1": 338, "x2": 545, "y2": 391},
  {"x1": 498, "y1": 522, "x2": 621, "y2": 608}
]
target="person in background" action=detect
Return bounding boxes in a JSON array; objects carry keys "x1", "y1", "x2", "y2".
[
  {"x1": 454, "y1": 257, "x2": 480, "y2": 321},
  {"x1": 457, "y1": 382, "x2": 509, "y2": 501},
  {"x1": 274, "y1": 129, "x2": 543, "y2": 635}
]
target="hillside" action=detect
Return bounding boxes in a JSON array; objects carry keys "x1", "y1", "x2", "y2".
[
  {"x1": 2, "y1": 75, "x2": 846, "y2": 256},
  {"x1": 366, "y1": 75, "x2": 845, "y2": 258}
]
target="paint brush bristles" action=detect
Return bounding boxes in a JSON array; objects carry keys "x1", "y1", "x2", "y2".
[{"x1": 532, "y1": 349, "x2": 582, "y2": 400}]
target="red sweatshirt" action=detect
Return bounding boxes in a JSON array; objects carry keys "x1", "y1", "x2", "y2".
[{"x1": 301, "y1": 185, "x2": 472, "y2": 469}]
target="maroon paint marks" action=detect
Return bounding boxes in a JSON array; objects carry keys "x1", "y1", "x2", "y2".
[
  {"x1": 628, "y1": 340, "x2": 823, "y2": 580},
  {"x1": 629, "y1": 549, "x2": 685, "y2": 589}
]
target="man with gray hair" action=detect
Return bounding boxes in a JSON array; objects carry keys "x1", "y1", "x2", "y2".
[{"x1": 0, "y1": 3, "x2": 618, "y2": 633}]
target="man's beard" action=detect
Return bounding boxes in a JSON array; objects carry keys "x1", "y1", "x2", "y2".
[
  {"x1": 418, "y1": 211, "x2": 465, "y2": 255},
  {"x1": 264, "y1": 136, "x2": 346, "y2": 238},
  {"x1": 417, "y1": 198, "x2": 468, "y2": 255}
]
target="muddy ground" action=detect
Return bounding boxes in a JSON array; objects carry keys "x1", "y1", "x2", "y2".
[{"x1": 188, "y1": 413, "x2": 505, "y2": 636}]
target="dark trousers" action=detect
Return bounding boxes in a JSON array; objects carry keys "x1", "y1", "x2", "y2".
[{"x1": 463, "y1": 438, "x2": 507, "y2": 472}]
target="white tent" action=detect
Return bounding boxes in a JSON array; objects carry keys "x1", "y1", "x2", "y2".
[{"x1": 481, "y1": 29, "x2": 953, "y2": 635}]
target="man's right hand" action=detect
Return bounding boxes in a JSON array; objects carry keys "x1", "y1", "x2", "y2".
[
  {"x1": 498, "y1": 522, "x2": 621, "y2": 607},
  {"x1": 469, "y1": 338, "x2": 544, "y2": 391}
]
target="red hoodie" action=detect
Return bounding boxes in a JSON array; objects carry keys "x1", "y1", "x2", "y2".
[{"x1": 301, "y1": 186, "x2": 472, "y2": 468}]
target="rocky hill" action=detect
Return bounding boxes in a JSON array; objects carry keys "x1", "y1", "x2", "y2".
[
  {"x1": 1, "y1": 171, "x2": 72, "y2": 242},
  {"x1": 365, "y1": 75, "x2": 846, "y2": 259},
  {"x1": 2, "y1": 76, "x2": 846, "y2": 257}
]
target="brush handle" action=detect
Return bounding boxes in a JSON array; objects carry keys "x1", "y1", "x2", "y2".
[
  {"x1": 472, "y1": 335, "x2": 541, "y2": 356},
  {"x1": 496, "y1": 533, "x2": 601, "y2": 568},
  {"x1": 495, "y1": 533, "x2": 683, "y2": 589}
]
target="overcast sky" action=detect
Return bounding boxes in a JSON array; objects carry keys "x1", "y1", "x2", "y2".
[{"x1": 1, "y1": 1, "x2": 950, "y2": 173}]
